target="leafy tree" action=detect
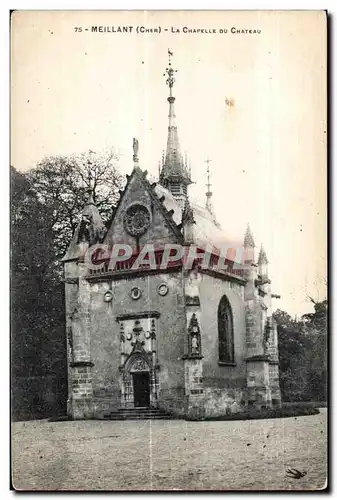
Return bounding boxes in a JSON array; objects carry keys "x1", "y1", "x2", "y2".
[
  {"x1": 27, "y1": 149, "x2": 124, "y2": 258},
  {"x1": 302, "y1": 297, "x2": 328, "y2": 401},
  {"x1": 274, "y1": 299, "x2": 327, "y2": 403},
  {"x1": 11, "y1": 166, "x2": 66, "y2": 418},
  {"x1": 11, "y1": 167, "x2": 55, "y2": 375},
  {"x1": 11, "y1": 150, "x2": 124, "y2": 418}
]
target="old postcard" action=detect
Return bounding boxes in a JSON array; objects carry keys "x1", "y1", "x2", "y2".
[{"x1": 11, "y1": 10, "x2": 327, "y2": 491}]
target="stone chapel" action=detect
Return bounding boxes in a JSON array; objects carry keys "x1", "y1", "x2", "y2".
[{"x1": 62, "y1": 52, "x2": 281, "y2": 420}]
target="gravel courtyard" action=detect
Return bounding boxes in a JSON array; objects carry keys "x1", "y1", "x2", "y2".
[{"x1": 12, "y1": 408, "x2": 327, "y2": 491}]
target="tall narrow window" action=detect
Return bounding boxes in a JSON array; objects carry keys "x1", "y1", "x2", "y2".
[{"x1": 218, "y1": 295, "x2": 234, "y2": 363}]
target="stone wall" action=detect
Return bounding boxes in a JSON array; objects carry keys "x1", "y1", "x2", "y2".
[
  {"x1": 65, "y1": 259, "x2": 95, "y2": 418},
  {"x1": 157, "y1": 387, "x2": 187, "y2": 417},
  {"x1": 70, "y1": 364, "x2": 94, "y2": 419},
  {"x1": 203, "y1": 388, "x2": 245, "y2": 417},
  {"x1": 269, "y1": 363, "x2": 282, "y2": 407},
  {"x1": 89, "y1": 272, "x2": 186, "y2": 417},
  {"x1": 198, "y1": 273, "x2": 247, "y2": 390}
]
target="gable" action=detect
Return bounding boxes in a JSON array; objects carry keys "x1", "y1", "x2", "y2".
[{"x1": 103, "y1": 167, "x2": 183, "y2": 250}]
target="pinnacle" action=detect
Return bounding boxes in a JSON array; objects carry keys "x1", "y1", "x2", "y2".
[
  {"x1": 258, "y1": 244, "x2": 269, "y2": 264},
  {"x1": 244, "y1": 224, "x2": 255, "y2": 248}
]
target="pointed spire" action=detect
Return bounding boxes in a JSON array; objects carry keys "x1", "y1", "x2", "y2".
[
  {"x1": 159, "y1": 50, "x2": 191, "y2": 196},
  {"x1": 258, "y1": 244, "x2": 269, "y2": 264},
  {"x1": 244, "y1": 223, "x2": 255, "y2": 248}
]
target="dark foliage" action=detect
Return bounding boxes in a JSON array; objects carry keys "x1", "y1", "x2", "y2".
[
  {"x1": 274, "y1": 300, "x2": 327, "y2": 403},
  {"x1": 11, "y1": 151, "x2": 124, "y2": 419}
]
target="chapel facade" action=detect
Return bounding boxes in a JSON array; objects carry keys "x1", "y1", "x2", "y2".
[{"x1": 62, "y1": 52, "x2": 281, "y2": 420}]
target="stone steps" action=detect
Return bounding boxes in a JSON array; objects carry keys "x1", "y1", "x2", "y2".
[{"x1": 103, "y1": 407, "x2": 175, "y2": 420}]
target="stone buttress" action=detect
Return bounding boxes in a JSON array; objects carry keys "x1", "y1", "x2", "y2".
[
  {"x1": 257, "y1": 244, "x2": 282, "y2": 408},
  {"x1": 183, "y1": 266, "x2": 205, "y2": 419},
  {"x1": 243, "y1": 225, "x2": 272, "y2": 409},
  {"x1": 62, "y1": 193, "x2": 105, "y2": 419}
]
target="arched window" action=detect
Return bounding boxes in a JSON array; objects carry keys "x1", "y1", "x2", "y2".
[{"x1": 218, "y1": 295, "x2": 234, "y2": 363}]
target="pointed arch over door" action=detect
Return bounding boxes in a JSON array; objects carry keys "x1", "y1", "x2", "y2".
[{"x1": 218, "y1": 295, "x2": 234, "y2": 363}]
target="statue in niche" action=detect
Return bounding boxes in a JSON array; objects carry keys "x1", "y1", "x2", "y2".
[
  {"x1": 191, "y1": 335, "x2": 199, "y2": 353},
  {"x1": 188, "y1": 313, "x2": 202, "y2": 357}
]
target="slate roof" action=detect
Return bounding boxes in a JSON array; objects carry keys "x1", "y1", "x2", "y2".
[{"x1": 154, "y1": 183, "x2": 243, "y2": 262}]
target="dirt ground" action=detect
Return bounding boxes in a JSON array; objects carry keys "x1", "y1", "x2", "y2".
[{"x1": 11, "y1": 408, "x2": 327, "y2": 491}]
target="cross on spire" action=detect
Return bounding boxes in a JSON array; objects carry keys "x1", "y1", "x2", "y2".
[
  {"x1": 164, "y1": 49, "x2": 177, "y2": 98},
  {"x1": 205, "y1": 158, "x2": 212, "y2": 198},
  {"x1": 204, "y1": 158, "x2": 219, "y2": 225}
]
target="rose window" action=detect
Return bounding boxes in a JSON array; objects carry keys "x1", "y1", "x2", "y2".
[{"x1": 124, "y1": 204, "x2": 151, "y2": 236}]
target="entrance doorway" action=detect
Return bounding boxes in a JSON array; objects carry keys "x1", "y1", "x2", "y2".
[{"x1": 132, "y1": 372, "x2": 150, "y2": 408}]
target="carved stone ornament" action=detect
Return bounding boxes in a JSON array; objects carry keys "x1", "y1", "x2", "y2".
[
  {"x1": 130, "y1": 287, "x2": 142, "y2": 300},
  {"x1": 124, "y1": 204, "x2": 151, "y2": 237},
  {"x1": 130, "y1": 358, "x2": 148, "y2": 372},
  {"x1": 158, "y1": 282, "x2": 169, "y2": 296},
  {"x1": 104, "y1": 290, "x2": 113, "y2": 302},
  {"x1": 188, "y1": 313, "x2": 200, "y2": 335}
]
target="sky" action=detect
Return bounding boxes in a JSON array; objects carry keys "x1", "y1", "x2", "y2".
[{"x1": 11, "y1": 10, "x2": 327, "y2": 316}]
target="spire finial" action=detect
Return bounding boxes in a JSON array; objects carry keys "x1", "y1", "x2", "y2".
[
  {"x1": 204, "y1": 158, "x2": 219, "y2": 225},
  {"x1": 133, "y1": 137, "x2": 139, "y2": 166},
  {"x1": 164, "y1": 49, "x2": 177, "y2": 98}
]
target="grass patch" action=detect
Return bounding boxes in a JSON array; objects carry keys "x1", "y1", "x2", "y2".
[
  {"x1": 48, "y1": 414, "x2": 73, "y2": 422},
  {"x1": 282, "y1": 401, "x2": 327, "y2": 409},
  {"x1": 186, "y1": 406, "x2": 320, "y2": 422}
]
